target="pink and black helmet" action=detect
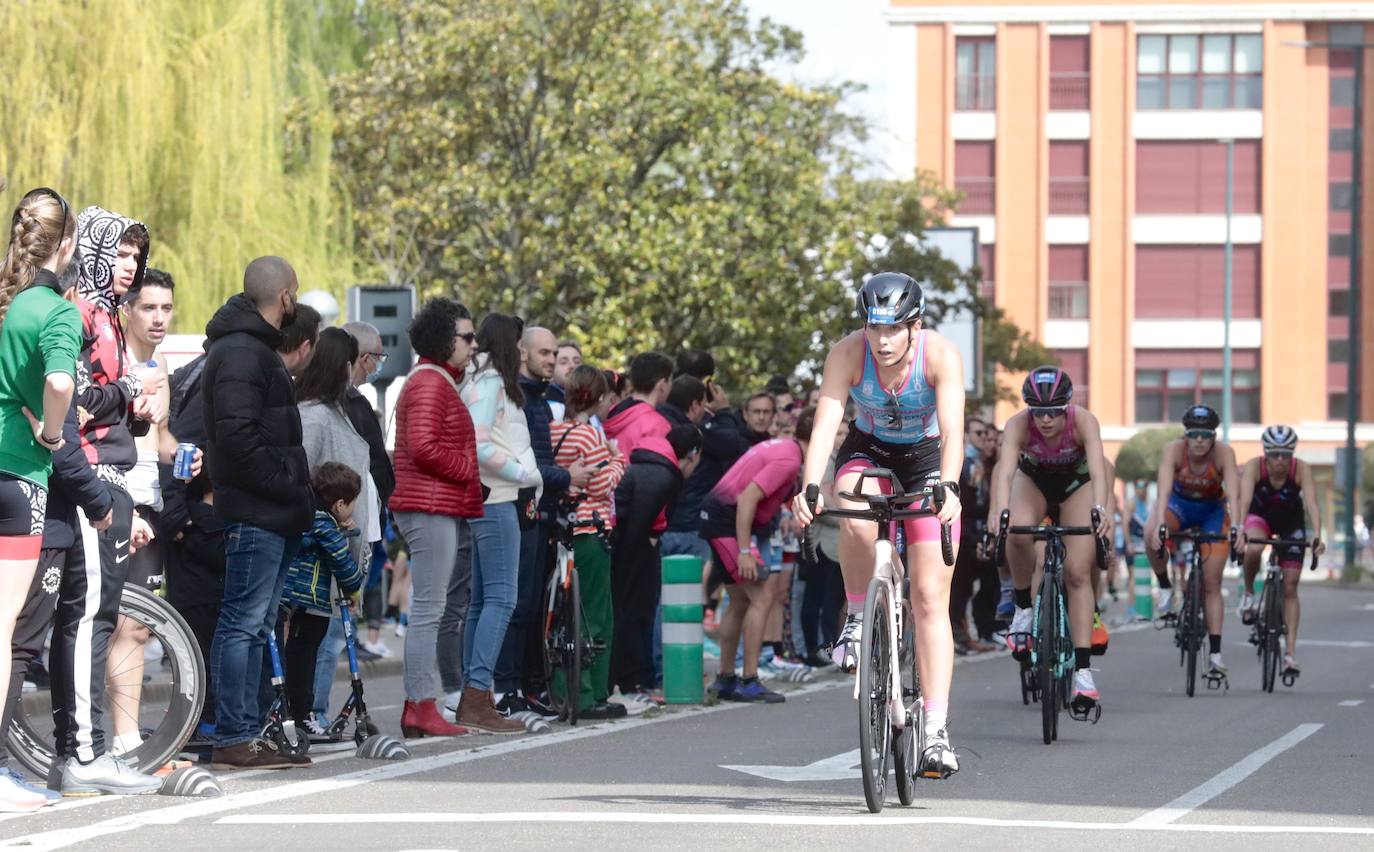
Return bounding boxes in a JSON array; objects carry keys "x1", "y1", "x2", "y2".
[{"x1": 1022, "y1": 365, "x2": 1073, "y2": 408}]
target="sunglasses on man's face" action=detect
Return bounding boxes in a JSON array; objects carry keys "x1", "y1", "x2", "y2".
[{"x1": 1185, "y1": 429, "x2": 1215, "y2": 441}]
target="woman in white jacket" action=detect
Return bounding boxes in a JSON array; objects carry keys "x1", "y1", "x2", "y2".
[{"x1": 456, "y1": 314, "x2": 541, "y2": 732}]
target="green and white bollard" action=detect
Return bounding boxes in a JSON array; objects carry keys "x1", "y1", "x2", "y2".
[
  {"x1": 661, "y1": 554, "x2": 704, "y2": 705},
  {"x1": 1133, "y1": 553, "x2": 1154, "y2": 620}
]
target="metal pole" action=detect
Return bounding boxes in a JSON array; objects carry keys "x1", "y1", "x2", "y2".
[
  {"x1": 1345, "y1": 47, "x2": 1364, "y2": 581},
  {"x1": 1222, "y1": 139, "x2": 1234, "y2": 442}
]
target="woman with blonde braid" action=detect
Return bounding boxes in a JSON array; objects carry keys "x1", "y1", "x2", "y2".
[{"x1": 0, "y1": 188, "x2": 82, "y2": 811}]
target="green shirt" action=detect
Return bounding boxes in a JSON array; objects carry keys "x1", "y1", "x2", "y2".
[{"x1": 0, "y1": 276, "x2": 82, "y2": 490}]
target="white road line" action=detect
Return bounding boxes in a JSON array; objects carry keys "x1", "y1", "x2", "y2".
[
  {"x1": 213, "y1": 811, "x2": 1374, "y2": 835},
  {"x1": 1338, "y1": 699, "x2": 1365, "y2": 707},
  {"x1": 1129, "y1": 723, "x2": 1323, "y2": 826},
  {"x1": 0, "y1": 678, "x2": 850, "y2": 852}
]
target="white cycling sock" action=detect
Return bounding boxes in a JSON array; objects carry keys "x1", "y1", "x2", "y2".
[
  {"x1": 111, "y1": 733, "x2": 143, "y2": 756},
  {"x1": 924, "y1": 707, "x2": 948, "y2": 738}
]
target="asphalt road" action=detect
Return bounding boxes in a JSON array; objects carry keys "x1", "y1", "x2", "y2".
[{"x1": 2, "y1": 583, "x2": 1371, "y2": 851}]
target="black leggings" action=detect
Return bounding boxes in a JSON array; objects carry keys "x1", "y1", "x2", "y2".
[{"x1": 281, "y1": 609, "x2": 331, "y2": 723}]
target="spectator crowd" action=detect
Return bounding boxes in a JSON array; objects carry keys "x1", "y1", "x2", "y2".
[{"x1": 0, "y1": 185, "x2": 1026, "y2": 812}]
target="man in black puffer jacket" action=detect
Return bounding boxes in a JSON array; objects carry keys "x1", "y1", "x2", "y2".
[{"x1": 201, "y1": 256, "x2": 314, "y2": 770}]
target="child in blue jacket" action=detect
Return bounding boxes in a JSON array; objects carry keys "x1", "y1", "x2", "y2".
[{"x1": 281, "y1": 463, "x2": 366, "y2": 732}]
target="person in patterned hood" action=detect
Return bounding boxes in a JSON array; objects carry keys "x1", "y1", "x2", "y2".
[{"x1": 44, "y1": 207, "x2": 164, "y2": 796}]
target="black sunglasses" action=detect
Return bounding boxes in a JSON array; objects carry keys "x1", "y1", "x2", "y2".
[
  {"x1": 1184, "y1": 429, "x2": 1215, "y2": 440},
  {"x1": 16, "y1": 187, "x2": 69, "y2": 244},
  {"x1": 885, "y1": 392, "x2": 904, "y2": 430},
  {"x1": 1030, "y1": 406, "x2": 1066, "y2": 419},
  {"x1": 457, "y1": 332, "x2": 476, "y2": 345}
]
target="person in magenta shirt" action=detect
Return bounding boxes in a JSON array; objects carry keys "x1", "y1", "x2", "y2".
[{"x1": 699, "y1": 407, "x2": 815, "y2": 704}]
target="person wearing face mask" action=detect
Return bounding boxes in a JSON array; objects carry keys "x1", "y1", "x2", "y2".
[{"x1": 200, "y1": 256, "x2": 315, "y2": 770}]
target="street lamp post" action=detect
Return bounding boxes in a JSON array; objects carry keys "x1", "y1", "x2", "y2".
[{"x1": 1286, "y1": 39, "x2": 1366, "y2": 580}]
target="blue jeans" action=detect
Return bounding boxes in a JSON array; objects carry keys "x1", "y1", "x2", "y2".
[
  {"x1": 212, "y1": 524, "x2": 300, "y2": 748},
  {"x1": 494, "y1": 521, "x2": 546, "y2": 693},
  {"x1": 463, "y1": 502, "x2": 520, "y2": 692}
]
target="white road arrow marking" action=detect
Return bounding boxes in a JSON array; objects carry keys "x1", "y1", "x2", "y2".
[{"x1": 721, "y1": 749, "x2": 861, "y2": 782}]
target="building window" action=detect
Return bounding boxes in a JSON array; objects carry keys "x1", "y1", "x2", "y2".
[
  {"x1": 978, "y1": 243, "x2": 996, "y2": 303},
  {"x1": 1054, "y1": 348, "x2": 1089, "y2": 406},
  {"x1": 1049, "y1": 35, "x2": 1090, "y2": 111},
  {"x1": 1331, "y1": 182, "x2": 1355, "y2": 211},
  {"x1": 1048, "y1": 245, "x2": 1089, "y2": 319},
  {"x1": 1135, "y1": 140, "x2": 1260, "y2": 214},
  {"x1": 1135, "y1": 351, "x2": 1260, "y2": 424},
  {"x1": 1137, "y1": 34, "x2": 1262, "y2": 110},
  {"x1": 1329, "y1": 338, "x2": 1351, "y2": 363},
  {"x1": 1329, "y1": 288, "x2": 1351, "y2": 317},
  {"x1": 956, "y1": 37, "x2": 996, "y2": 111},
  {"x1": 954, "y1": 141, "x2": 995, "y2": 214},
  {"x1": 1330, "y1": 233, "x2": 1353, "y2": 257},
  {"x1": 1135, "y1": 245, "x2": 1260, "y2": 319},
  {"x1": 1049, "y1": 141, "x2": 1090, "y2": 214},
  {"x1": 1329, "y1": 392, "x2": 1349, "y2": 420}
]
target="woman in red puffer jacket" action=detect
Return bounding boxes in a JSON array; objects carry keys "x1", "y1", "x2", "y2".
[{"x1": 390, "y1": 297, "x2": 482, "y2": 737}]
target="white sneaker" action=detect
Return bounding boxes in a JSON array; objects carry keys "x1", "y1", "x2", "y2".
[
  {"x1": 1006, "y1": 607, "x2": 1033, "y2": 654},
  {"x1": 360, "y1": 639, "x2": 393, "y2": 658},
  {"x1": 831, "y1": 615, "x2": 863, "y2": 672},
  {"x1": 442, "y1": 689, "x2": 463, "y2": 722},
  {"x1": 1157, "y1": 589, "x2": 1174, "y2": 615},
  {"x1": 1282, "y1": 654, "x2": 1300, "y2": 673},
  {"x1": 302, "y1": 714, "x2": 329, "y2": 737},
  {"x1": 1208, "y1": 653, "x2": 1227, "y2": 675},
  {"x1": 1237, "y1": 592, "x2": 1255, "y2": 621},
  {"x1": 920, "y1": 727, "x2": 959, "y2": 777},
  {"x1": 1071, "y1": 669, "x2": 1100, "y2": 703},
  {"x1": 0, "y1": 774, "x2": 47, "y2": 813},
  {"x1": 59, "y1": 754, "x2": 161, "y2": 797},
  {"x1": 607, "y1": 688, "x2": 653, "y2": 716}
]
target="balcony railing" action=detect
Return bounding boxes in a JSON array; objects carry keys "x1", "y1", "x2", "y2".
[
  {"x1": 1048, "y1": 282, "x2": 1090, "y2": 319},
  {"x1": 955, "y1": 73, "x2": 996, "y2": 111},
  {"x1": 1049, "y1": 72, "x2": 1090, "y2": 111},
  {"x1": 954, "y1": 177, "x2": 995, "y2": 214},
  {"x1": 1049, "y1": 177, "x2": 1089, "y2": 215}
]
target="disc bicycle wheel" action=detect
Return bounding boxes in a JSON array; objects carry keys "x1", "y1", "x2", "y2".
[
  {"x1": 1036, "y1": 575, "x2": 1059, "y2": 745},
  {"x1": 858, "y1": 576, "x2": 892, "y2": 813},
  {"x1": 892, "y1": 596, "x2": 918, "y2": 807},
  {"x1": 9, "y1": 586, "x2": 204, "y2": 778}
]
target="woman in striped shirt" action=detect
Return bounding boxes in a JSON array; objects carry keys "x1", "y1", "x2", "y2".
[{"x1": 549, "y1": 365, "x2": 626, "y2": 719}]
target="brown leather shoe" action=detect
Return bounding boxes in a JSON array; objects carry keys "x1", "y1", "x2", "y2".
[
  {"x1": 210, "y1": 738, "x2": 294, "y2": 770},
  {"x1": 456, "y1": 687, "x2": 524, "y2": 735}
]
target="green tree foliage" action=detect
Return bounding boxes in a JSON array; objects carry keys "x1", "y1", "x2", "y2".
[
  {"x1": 332, "y1": 0, "x2": 1049, "y2": 389},
  {"x1": 1115, "y1": 427, "x2": 1183, "y2": 482},
  {"x1": 0, "y1": 0, "x2": 356, "y2": 330}
]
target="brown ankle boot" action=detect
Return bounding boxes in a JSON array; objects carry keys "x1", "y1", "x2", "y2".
[
  {"x1": 456, "y1": 687, "x2": 524, "y2": 735},
  {"x1": 401, "y1": 699, "x2": 469, "y2": 738}
]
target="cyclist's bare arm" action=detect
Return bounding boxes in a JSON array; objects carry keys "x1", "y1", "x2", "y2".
[
  {"x1": 795, "y1": 334, "x2": 860, "y2": 525},
  {"x1": 987, "y1": 412, "x2": 1028, "y2": 527},
  {"x1": 1076, "y1": 407, "x2": 1111, "y2": 535},
  {"x1": 1297, "y1": 459, "x2": 1325, "y2": 553},
  {"x1": 1219, "y1": 442, "x2": 1242, "y2": 526},
  {"x1": 927, "y1": 333, "x2": 965, "y2": 523},
  {"x1": 1146, "y1": 441, "x2": 1181, "y2": 550},
  {"x1": 1237, "y1": 458, "x2": 1260, "y2": 538},
  {"x1": 735, "y1": 482, "x2": 766, "y2": 581}
]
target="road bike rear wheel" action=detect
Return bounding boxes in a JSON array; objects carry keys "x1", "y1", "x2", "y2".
[
  {"x1": 858, "y1": 577, "x2": 892, "y2": 813},
  {"x1": 892, "y1": 597, "x2": 919, "y2": 807},
  {"x1": 542, "y1": 568, "x2": 583, "y2": 726},
  {"x1": 9, "y1": 586, "x2": 203, "y2": 778},
  {"x1": 1037, "y1": 577, "x2": 1059, "y2": 745}
]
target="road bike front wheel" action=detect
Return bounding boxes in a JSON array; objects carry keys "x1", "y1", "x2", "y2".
[
  {"x1": 9, "y1": 586, "x2": 204, "y2": 778},
  {"x1": 1183, "y1": 569, "x2": 1202, "y2": 698},
  {"x1": 1260, "y1": 577, "x2": 1281, "y2": 693},
  {"x1": 892, "y1": 596, "x2": 919, "y2": 807},
  {"x1": 1036, "y1": 578, "x2": 1060, "y2": 745},
  {"x1": 858, "y1": 576, "x2": 893, "y2": 813}
]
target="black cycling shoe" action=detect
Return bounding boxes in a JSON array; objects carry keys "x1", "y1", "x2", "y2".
[{"x1": 579, "y1": 702, "x2": 628, "y2": 720}]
